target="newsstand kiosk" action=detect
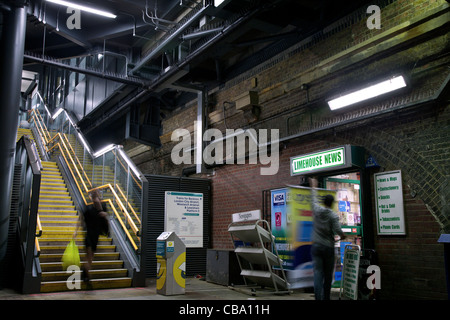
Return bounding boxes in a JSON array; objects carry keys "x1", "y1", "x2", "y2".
[
  {"x1": 156, "y1": 232, "x2": 186, "y2": 295},
  {"x1": 270, "y1": 145, "x2": 378, "y2": 298}
]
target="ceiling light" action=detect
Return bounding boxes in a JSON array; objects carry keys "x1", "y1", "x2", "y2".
[
  {"x1": 93, "y1": 144, "x2": 116, "y2": 158},
  {"x1": 52, "y1": 107, "x2": 64, "y2": 119},
  {"x1": 327, "y1": 75, "x2": 407, "y2": 110},
  {"x1": 46, "y1": 0, "x2": 117, "y2": 19},
  {"x1": 118, "y1": 148, "x2": 142, "y2": 178},
  {"x1": 214, "y1": 0, "x2": 226, "y2": 7}
]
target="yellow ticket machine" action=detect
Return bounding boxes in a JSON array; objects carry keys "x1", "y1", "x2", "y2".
[{"x1": 156, "y1": 231, "x2": 186, "y2": 295}]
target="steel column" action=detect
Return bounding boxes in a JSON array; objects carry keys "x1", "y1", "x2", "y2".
[{"x1": 0, "y1": 4, "x2": 27, "y2": 262}]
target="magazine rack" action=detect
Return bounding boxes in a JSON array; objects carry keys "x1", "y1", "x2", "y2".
[{"x1": 228, "y1": 219, "x2": 290, "y2": 295}]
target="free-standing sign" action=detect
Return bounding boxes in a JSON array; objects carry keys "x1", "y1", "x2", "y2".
[
  {"x1": 341, "y1": 245, "x2": 361, "y2": 300},
  {"x1": 374, "y1": 170, "x2": 405, "y2": 235},
  {"x1": 165, "y1": 191, "x2": 203, "y2": 247}
]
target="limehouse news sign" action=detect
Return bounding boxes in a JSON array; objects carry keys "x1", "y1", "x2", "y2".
[{"x1": 290, "y1": 146, "x2": 349, "y2": 176}]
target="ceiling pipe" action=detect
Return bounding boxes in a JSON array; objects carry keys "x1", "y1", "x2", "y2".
[
  {"x1": 145, "y1": 0, "x2": 178, "y2": 25},
  {"x1": 129, "y1": 3, "x2": 211, "y2": 75},
  {"x1": 23, "y1": 53, "x2": 147, "y2": 87},
  {"x1": 142, "y1": 10, "x2": 171, "y2": 32},
  {"x1": 81, "y1": 3, "x2": 264, "y2": 131},
  {"x1": 181, "y1": 27, "x2": 224, "y2": 41}
]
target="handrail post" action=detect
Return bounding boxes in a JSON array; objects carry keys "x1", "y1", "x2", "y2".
[{"x1": 15, "y1": 136, "x2": 42, "y2": 293}]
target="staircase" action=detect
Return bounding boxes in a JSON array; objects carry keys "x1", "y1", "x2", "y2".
[
  {"x1": 23, "y1": 141, "x2": 132, "y2": 292},
  {"x1": 38, "y1": 160, "x2": 132, "y2": 292},
  {"x1": 16, "y1": 126, "x2": 136, "y2": 292}
]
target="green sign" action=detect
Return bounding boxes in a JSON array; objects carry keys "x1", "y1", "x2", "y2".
[
  {"x1": 341, "y1": 245, "x2": 360, "y2": 300},
  {"x1": 290, "y1": 147, "x2": 346, "y2": 176},
  {"x1": 374, "y1": 170, "x2": 405, "y2": 235}
]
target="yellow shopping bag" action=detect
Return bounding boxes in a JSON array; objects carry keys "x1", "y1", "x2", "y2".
[{"x1": 61, "y1": 239, "x2": 80, "y2": 270}]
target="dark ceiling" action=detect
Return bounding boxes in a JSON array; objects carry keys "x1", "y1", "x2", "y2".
[{"x1": 16, "y1": 0, "x2": 373, "y2": 148}]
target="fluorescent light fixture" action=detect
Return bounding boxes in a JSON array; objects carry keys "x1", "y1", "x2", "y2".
[
  {"x1": 77, "y1": 132, "x2": 92, "y2": 154},
  {"x1": 118, "y1": 148, "x2": 142, "y2": 178},
  {"x1": 214, "y1": 0, "x2": 226, "y2": 7},
  {"x1": 46, "y1": 0, "x2": 117, "y2": 19},
  {"x1": 44, "y1": 104, "x2": 52, "y2": 119},
  {"x1": 327, "y1": 75, "x2": 407, "y2": 110},
  {"x1": 93, "y1": 144, "x2": 116, "y2": 158},
  {"x1": 63, "y1": 110, "x2": 76, "y2": 128},
  {"x1": 52, "y1": 108, "x2": 64, "y2": 119}
]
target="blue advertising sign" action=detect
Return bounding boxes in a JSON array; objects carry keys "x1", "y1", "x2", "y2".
[{"x1": 270, "y1": 189, "x2": 293, "y2": 269}]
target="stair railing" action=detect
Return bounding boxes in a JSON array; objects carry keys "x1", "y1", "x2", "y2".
[
  {"x1": 15, "y1": 135, "x2": 42, "y2": 293},
  {"x1": 29, "y1": 91, "x2": 146, "y2": 258}
]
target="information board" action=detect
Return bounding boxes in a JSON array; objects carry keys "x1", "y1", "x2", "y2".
[
  {"x1": 341, "y1": 245, "x2": 360, "y2": 300},
  {"x1": 165, "y1": 191, "x2": 203, "y2": 248},
  {"x1": 374, "y1": 170, "x2": 405, "y2": 235}
]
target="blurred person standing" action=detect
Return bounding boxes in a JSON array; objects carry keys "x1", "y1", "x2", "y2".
[{"x1": 309, "y1": 177, "x2": 346, "y2": 300}]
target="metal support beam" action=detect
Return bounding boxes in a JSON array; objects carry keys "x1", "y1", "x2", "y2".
[
  {"x1": 0, "y1": 4, "x2": 27, "y2": 262},
  {"x1": 196, "y1": 89, "x2": 206, "y2": 174},
  {"x1": 24, "y1": 54, "x2": 148, "y2": 88}
]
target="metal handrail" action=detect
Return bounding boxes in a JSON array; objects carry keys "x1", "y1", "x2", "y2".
[
  {"x1": 15, "y1": 135, "x2": 42, "y2": 289},
  {"x1": 113, "y1": 149, "x2": 142, "y2": 190},
  {"x1": 91, "y1": 184, "x2": 139, "y2": 236},
  {"x1": 104, "y1": 199, "x2": 138, "y2": 251},
  {"x1": 115, "y1": 183, "x2": 141, "y2": 225},
  {"x1": 30, "y1": 107, "x2": 141, "y2": 251},
  {"x1": 60, "y1": 133, "x2": 93, "y2": 188}
]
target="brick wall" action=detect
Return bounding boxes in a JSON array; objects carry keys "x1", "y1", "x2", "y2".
[
  {"x1": 126, "y1": 0, "x2": 450, "y2": 299},
  {"x1": 333, "y1": 102, "x2": 449, "y2": 299},
  {"x1": 208, "y1": 101, "x2": 448, "y2": 299},
  {"x1": 209, "y1": 100, "x2": 448, "y2": 294}
]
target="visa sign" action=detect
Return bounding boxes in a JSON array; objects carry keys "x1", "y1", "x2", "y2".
[{"x1": 273, "y1": 192, "x2": 285, "y2": 205}]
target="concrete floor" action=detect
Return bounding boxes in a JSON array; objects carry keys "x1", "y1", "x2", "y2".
[
  {"x1": 0, "y1": 280, "x2": 349, "y2": 320},
  {"x1": 0, "y1": 277, "x2": 341, "y2": 300}
]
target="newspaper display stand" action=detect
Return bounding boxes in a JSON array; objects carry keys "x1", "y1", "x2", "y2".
[
  {"x1": 228, "y1": 210, "x2": 290, "y2": 296},
  {"x1": 339, "y1": 244, "x2": 361, "y2": 300}
]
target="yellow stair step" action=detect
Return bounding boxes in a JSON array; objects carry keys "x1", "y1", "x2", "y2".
[
  {"x1": 40, "y1": 252, "x2": 120, "y2": 263},
  {"x1": 38, "y1": 238, "x2": 112, "y2": 246},
  {"x1": 40, "y1": 244, "x2": 116, "y2": 253},
  {"x1": 40, "y1": 277, "x2": 132, "y2": 293},
  {"x1": 41, "y1": 268, "x2": 128, "y2": 281},
  {"x1": 40, "y1": 260, "x2": 124, "y2": 272}
]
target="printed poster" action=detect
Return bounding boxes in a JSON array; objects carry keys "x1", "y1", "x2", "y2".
[
  {"x1": 270, "y1": 188, "x2": 292, "y2": 269},
  {"x1": 271, "y1": 186, "x2": 338, "y2": 288},
  {"x1": 165, "y1": 191, "x2": 203, "y2": 248}
]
